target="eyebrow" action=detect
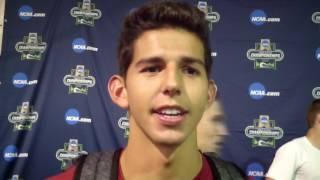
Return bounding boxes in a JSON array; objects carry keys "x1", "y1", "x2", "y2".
[
  {"x1": 180, "y1": 57, "x2": 205, "y2": 68},
  {"x1": 134, "y1": 57, "x2": 164, "y2": 68},
  {"x1": 134, "y1": 56, "x2": 205, "y2": 68}
]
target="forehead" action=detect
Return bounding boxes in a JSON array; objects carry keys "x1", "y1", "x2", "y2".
[{"x1": 132, "y1": 28, "x2": 204, "y2": 63}]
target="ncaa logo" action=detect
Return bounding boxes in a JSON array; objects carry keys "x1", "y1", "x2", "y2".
[
  {"x1": 250, "y1": 10, "x2": 267, "y2": 26},
  {"x1": 72, "y1": 38, "x2": 86, "y2": 53},
  {"x1": 249, "y1": 82, "x2": 265, "y2": 100},
  {"x1": 18, "y1": 5, "x2": 33, "y2": 20},
  {"x1": 312, "y1": 87, "x2": 320, "y2": 99},
  {"x1": 3, "y1": 145, "x2": 18, "y2": 162},
  {"x1": 12, "y1": 72, "x2": 37, "y2": 88},
  {"x1": 65, "y1": 108, "x2": 91, "y2": 124},
  {"x1": 65, "y1": 108, "x2": 80, "y2": 125},
  {"x1": 315, "y1": 48, "x2": 320, "y2": 61},
  {"x1": 246, "y1": 162, "x2": 264, "y2": 180},
  {"x1": 12, "y1": 73, "x2": 28, "y2": 88}
]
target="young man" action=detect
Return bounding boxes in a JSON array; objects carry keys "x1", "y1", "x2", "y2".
[
  {"x1": 197, "y1": 99, "x2": 228, "y2": 155},
  {"x1": 49, "y1": 1, "x2": 243, "y2": 179},
  {"x1": 266, "y1": 99, "x2": 320, "y2": 180},
  {"x1": 197, "y1": 98, "x2": 245, "y2": 179}
]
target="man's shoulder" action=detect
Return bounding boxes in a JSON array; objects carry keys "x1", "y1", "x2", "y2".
[
  {"x1": 204, "y1": 152, "x2": 245, "y2": 180},
  {"x1": 278, "y1": 136, "x2": 305, "y2": 152}
]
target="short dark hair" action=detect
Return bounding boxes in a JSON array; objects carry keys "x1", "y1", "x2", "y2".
[
  {"x1": 307, "y1": 99, "x2": 320, "y2": 129},
  {"x1": 117, "y1": 0, "x2": 212, "y2": 78}
]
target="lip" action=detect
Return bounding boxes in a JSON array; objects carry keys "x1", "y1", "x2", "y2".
[{"x1": 152, "y1": 105, "x2": 188, "y2": 126}]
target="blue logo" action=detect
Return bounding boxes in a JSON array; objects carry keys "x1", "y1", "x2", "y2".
[
  {"x1": 249, "y1": 82, "x2": 266, "y2": 100},
  {"x1": 12, "y1": 73, "x2": 28, "y2": 88},
  {"x1": 250, "y1": 10, "x2": 267, "y2": 26},
  {"x1": 18, "y1": 5, "x2": 33, "y2": 20},
  {"x1": 246, "y1": 162, "x2": 264, "y2": 180},
  {"x1": 316, "y1": 48, "x2": 320, "y2": 61},
  {"x1": 3, "y1": 145, "x2": 18, "y2": 162},
  {"x1": 65, "y1": 108, "x2": 80, "y2": 125},
  {"x1": 72, "y1": 38, "x2": 87, "y2": 53},
  {"x1": 12, "y1": 73, "x2": 37, "y2": 88}
]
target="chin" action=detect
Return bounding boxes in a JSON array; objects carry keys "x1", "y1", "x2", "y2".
[{"x1": 152, "y1": 131, "x2": 187, "y2": 147}]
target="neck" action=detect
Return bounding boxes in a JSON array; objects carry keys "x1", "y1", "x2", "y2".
[
  {"x1": 306, "y1": 128, "x2": 320, "y2": 150},
  {"x1": 121, "y1": 126, "x2": 202, "y2": 180}
]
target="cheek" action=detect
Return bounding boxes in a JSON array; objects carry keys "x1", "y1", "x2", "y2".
[{"x1": 187, "y1": 81, "x2": 208, "y2": 104}]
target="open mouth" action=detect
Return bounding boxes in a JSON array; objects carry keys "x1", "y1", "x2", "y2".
[{"x1": 152, "y1": 106, "x2": 188, "y2": 126}]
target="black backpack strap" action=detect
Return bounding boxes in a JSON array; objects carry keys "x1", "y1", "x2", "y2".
[
  {"x1": 203, "y1": 153, "x2": 221, "y2": 180},
  {"x1": 204, "y1": 153, "x2": 245, "y2": 180},
  {"x1": 109, "y1": 149, "x2": 122, "y2": 180},
  {"x1": 74, "y1": 155, "x2": 88, "y2": 180},
  {"x1": 74, "y1": 150, "x2": 120, "y2": 180}
]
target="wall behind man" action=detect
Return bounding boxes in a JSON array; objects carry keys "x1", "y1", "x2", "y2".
[{"x1": 0, "y1": 0, "x2": 319, "y2": 179}]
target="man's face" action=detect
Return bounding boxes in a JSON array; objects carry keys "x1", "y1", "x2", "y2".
[
  {"x1": 197, "y1": 101, "x2": 228, "y2": 154},
  {"x1": 123, "y1": 28, "x2": 213, "y2": 146}
]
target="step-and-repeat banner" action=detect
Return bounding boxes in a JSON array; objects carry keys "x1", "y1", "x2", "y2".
[{"x1": 0, "y1": 0, "x2": 319, "y2": 179}]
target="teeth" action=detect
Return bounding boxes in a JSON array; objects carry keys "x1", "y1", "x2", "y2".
[{"x1": 160, "y1": 109, "x2": 181, "y2": 115}]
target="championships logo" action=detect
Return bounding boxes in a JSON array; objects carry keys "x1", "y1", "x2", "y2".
[
  {"x1": 245, "y1": 115, "x2": 284, "y2": 148},
  {"x1": 70, "y1": 0, "x2": 102, "y2": 26},
  {"x1": 197, "y1": 1, "x2": 220, "y2": 31},
  {"x1": 312, "y1": 12, "x2": 320, "y2": 24},
  {"x1": 312, "y1": 87, "x2": 320, "y2": 99},
  {"x1": 56, "y1": 139, "x2": 88, "y2": 170},
  {"x1": 8, "y1": 102, "x2": 38, "y2": 131},
  {"x1": 118, "y1": 112, "x2": 130, "y2": 138},
  {"x1": 15, "y1": 33, "x2": 47, "y2": 61},
  {"x1": 247, "y1": 39, "x2": 284, "y2": 70},
  {"x1": 8, "y1": 174, "x2": 23, "y2": 180},
  {"x1": 63, "y1": 65, "x2": 96, "y2": 94}
]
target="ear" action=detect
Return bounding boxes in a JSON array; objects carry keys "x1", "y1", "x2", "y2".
[
  {"x1": 107, "y1": 75, "x2": 129, "y2": 109},
  {"x1": 315, "y1": 115, "x2": 320, "y2": 128},
  {"x1": 207, "y1": 80, "x2": 217, "y2": 105}
]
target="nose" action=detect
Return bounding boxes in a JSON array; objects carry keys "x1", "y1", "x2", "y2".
[{"x1": 162, "y1": 67, "x2": 181, "y2": 97}]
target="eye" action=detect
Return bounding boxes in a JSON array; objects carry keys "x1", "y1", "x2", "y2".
[
  {"x1": 212, "y1": 116, "x2": 224, "y2": 123},
  {"x1": 183, "y1": 66, "x2": 200, "y2": 76},
  {"x1": 140, "y1": 66, "x2": 162, "y2": 73}
]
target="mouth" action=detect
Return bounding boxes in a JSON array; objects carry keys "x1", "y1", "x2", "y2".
[
  {"x1": 215, "y1": 140, "x2": 225, "y2": 148},
  {"x1": 152, "y1": 105, "x2": 188, "y2": 126}
]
